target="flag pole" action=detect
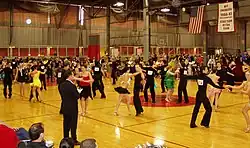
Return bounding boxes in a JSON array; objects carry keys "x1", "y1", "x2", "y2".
[{"x1": 202, "y1": 23, "x2": 208, "y2": 65}]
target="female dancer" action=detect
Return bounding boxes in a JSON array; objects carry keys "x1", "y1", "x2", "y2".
[
  {"x1": 14, "y1": 63, "x2": 28, "y2": 97},
  {"x1": 189, "y1": 66, "x2": 225, "y2": 128},
  {"x1": 227, "y1": 63, "x2": 250, "y2": 133},
  {"x1": 227, "y1": 73, "x2": 250, "y2": 133},
  {"x1": 78, "y1": 65, "x2": 94, "y2": 116},
  {"x1": 164, "y1": 66, "x2": 176, "y2": 102},
  {"x1": 207, "y1": 69, "x2": 222, "y2": 111},
  {"x1": 29, "y1": 66, "x2": 45, "y2": 102},
  {"x1": 114, "y1": 67, "x2": 141, "y2": 116}
]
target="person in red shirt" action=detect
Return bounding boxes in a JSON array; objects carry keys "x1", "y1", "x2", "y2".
[{"x1": 0, "y1": 124, "x2": 19, "y2": 148}]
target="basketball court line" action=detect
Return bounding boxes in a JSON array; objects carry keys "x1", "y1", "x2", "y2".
[
  {"x1": 4, "y1": 88, "x2": 248, "y2": 126},
  {"x1": 124, "y1": 101, "x2": 248, "y2": 128},
  {"x1": 2, "y1": 113, "x2": 58, "y2": 122},
  {"x1": 77, "y1": 113, "x2": 189, "y2": 148},
  {"x1": 3, "y1": 89, "x2": 123, "y2": 112}
]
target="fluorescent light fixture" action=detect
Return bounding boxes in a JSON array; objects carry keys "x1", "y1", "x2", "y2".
[
  {"x1": 114, "y1": 2, "x2": 124, "y2": 7},
  {"x1": 79, "y1": 6, "x2": 84, "y2": 26},
  {"x1": 161, "y1": 8, "x2": 170, "y2": 12},
  {"x1": 48, "y1": 13, "x2": 51, "y2": 24},
  {"x1": 26, "y1": 19, "x2": 31, "y2": 25}
]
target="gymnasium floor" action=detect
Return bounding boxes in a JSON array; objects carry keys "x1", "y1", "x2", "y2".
[{"x1": 0, "y1": 78, "x2": 250, "y2": 148}]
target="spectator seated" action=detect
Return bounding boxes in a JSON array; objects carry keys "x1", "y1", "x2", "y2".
[
  {"x1": 18, "y1": 122, "x2": 53, "y2": 148},
  {"x1": 59, "y1": 138, "x2": 74, "y2": 148},
  {"x1": 0, "y1": 124, "x2": 19, "y2": 148}
]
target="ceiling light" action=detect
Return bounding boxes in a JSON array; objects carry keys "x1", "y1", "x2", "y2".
[
  {"x1": 207, "y1": 3, "x2": 210, "y2": 5},
  {"x1": 161, "y1": 8, "x2": 170, "y2": 12},
  {"x1": 26, "y1": 18, "x2": 31, "y2": 25},
  {"x1": 182, "y1": 7, "x2": 186, "y2": 12},
  {"x1": 114, "y1": 2, "x2": 124, "y2": 7}
]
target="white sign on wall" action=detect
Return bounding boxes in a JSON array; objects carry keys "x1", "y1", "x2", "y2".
[{"x1": 218, "y1": 2, "x2": 234, "y2": 32}]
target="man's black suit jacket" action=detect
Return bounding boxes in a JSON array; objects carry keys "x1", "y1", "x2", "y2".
[{"x1": 59, "y1": 80, "x2": 80, "y2": 115}]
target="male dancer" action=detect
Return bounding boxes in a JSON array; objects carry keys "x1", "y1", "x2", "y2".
[
  {"x1": 111, "y1": 58, "x2": 118, "y2": 85},
  {"x1": 1, "y1": 62, "x2": 13, "y2": 99},
  {"x1": 39, "y1": 61, "x2": 47, "y2": 91},
  {"x1": 59, "y1": 61, "x2": 71, "y2": 114},
  {"x1": 189, "y1": 66, "x2": 224, "y2": 128},
  {"x1": 143, "y1": 59, "x2": 157, "y2": 103},
  {"x1": 157, "y1": 60, "x2": 167, "y2": 93},
  {"x1": 133, "y1": 65, "x2": 144, "y2": 116},
  {"x1": 177, "y1": 59, "x2": 189, "y2": 104},
  {"x1": 92, "y1": 61, "x2": 106, "y2": 99}
]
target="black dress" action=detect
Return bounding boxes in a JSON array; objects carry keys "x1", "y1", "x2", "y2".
[
  {"x1": 114, "y1": 87, "x2": 130, "y2": 94},
  {"x1": 79, "y1": 75, "x2": 92, "y2": 100},
  {"x1": 17, "y1": 69, "x2": 27, "y2": 83}
]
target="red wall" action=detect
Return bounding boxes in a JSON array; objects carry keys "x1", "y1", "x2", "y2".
[
  {"x1": 59, "y1": 48, "x2": 66, "y2": 56},
  {"x1": 67, "y1": 48, "x2": 74, "y2": 56},
  {"x1": 50, "y1": 48, "x2": 56, "y2": 56},
  {"x1": 128, "y1": 47, "x2": 133, "y2": 55},
  {"x1": 20, "y1": 48, "x2": 28, "y2": 57},
  {"x1": 13, "y1": 48, "x2": 18, "y2": 56},
  {"x1": 88, "y1": 45, "x2": 100, "y2": 59},
  {"x1": 120, "y1": 47, "x2": 127, "y2": 55},
  {"x1": 76, "y1": 48, "x2": 79, "y2": 56},
  {"x1": 84, "y1": 48, "x2": 88, "y2": 56},
  {"x1": 40, "y1": 48, "x2": 47, "y2": 56},
  {"x1": 0, "y1": 48, "x2": 8, "y2": 57},
  {"x1": 30, "y1": 48, "x2": 38, "y2": 56}
]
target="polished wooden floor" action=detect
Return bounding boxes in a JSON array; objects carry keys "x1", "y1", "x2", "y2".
[{"x1": 1, "y1": 78, "x2": 250, "y2": 148}]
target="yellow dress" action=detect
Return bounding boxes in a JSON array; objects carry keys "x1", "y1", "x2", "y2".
[{"x1": 32, "y1": 71, "x2": 41, "y2": 88}]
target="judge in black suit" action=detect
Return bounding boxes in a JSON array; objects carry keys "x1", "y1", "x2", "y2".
[
  {"x1": 59, "y1": 70, "x2": 80, "y2": 145},
  {"x1": 58, "y1": 61, "x2": 70, "y2": 114}
]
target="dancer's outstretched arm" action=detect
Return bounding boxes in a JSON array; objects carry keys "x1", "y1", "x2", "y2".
[
  {"x1": 241, "y1": 87, "x2": 250, "y2": 95},
  {"x1": 227, "y1": 82, "x2": 246, "y2": 90},
  {"x1": 129, "y1": 72, "x2": 140, "y2": 77}
]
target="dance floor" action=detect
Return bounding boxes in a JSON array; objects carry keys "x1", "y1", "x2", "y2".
[{"x1": 0, "y1": 78, "x2": 250, "y2": 148}]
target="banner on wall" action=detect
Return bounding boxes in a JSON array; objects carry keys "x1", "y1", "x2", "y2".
[{"x1": 217, "y1": 2, "x2": 234, "y2": 32}]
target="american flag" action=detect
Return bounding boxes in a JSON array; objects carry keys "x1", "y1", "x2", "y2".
[{"x1": 188, "y1": 6, "x2": 204, "y2": 34}]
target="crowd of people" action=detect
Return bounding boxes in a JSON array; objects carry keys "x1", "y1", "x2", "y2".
[{"x1": 1, "y1": 51, "x2": 250, "y2": 147}]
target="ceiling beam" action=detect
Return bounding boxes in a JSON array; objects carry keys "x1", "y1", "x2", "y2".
[
  {"x1": 16, "y1": 0, "x2": 108, "y2": 8},
  {"x1": 150, "y1": 0, "x2": 203, "y2": 9}
]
